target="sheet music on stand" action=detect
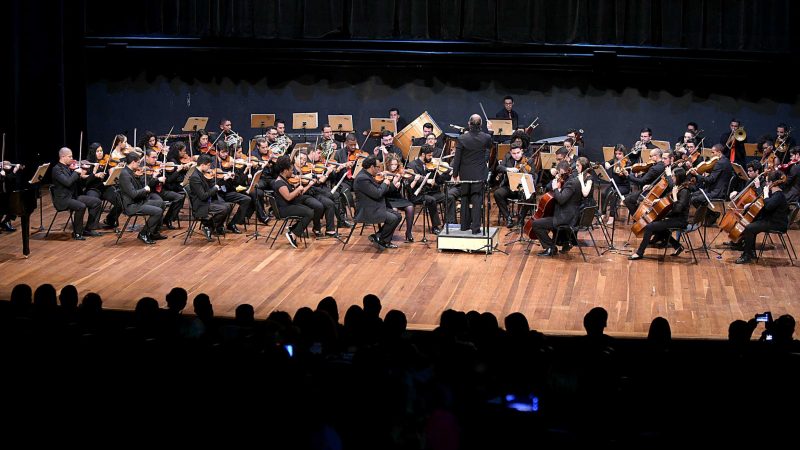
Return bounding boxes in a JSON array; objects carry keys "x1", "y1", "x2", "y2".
[
  {"x1": 292, "y1": 113, "x2": 319, "y2": 130},
  {"x1": 250, "y1": 114, "x2": 275, "y2": 129},
  {"x1": 487, "y1": 119, "x2": 513, "y2": 136},
  {"x1": 28, "y1": 163, "x2": 50, "y2": 184},
  {"x1": 369, "y1": 118, "x2": 396, "y2": 136},
  {"x1": 731, "y1": 162, "x2": 748, "y2": 181},
  {"x1": 328, "y1": 115, "x2": 353, "y2": 133},
  {"x1": 182, "y1": 117, "x2": 209, "y2": 133},
  {"x1": 246, "y1": 170, "x2": 263, "y2": 195},
  {"x1": 181, "y1": 166, "x2": 197, "y2": 187},
  {"x1": 507, "y1": 172, "x2": 534, "y2": 198},
  {"x1": 103, "y1": 166, "x2": 124, "y2": 187}
]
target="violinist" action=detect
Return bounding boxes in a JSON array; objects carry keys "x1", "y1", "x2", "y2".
[
  {"x1": 624, "y1": 148, "x2": 665, "y2": 218},
  {"x1": 81, "y1": 142, "x2": 122, "y2": 230},
  {"x1": 783, "y1": 147, "x2": 800, "y2": 204},
  {"x1": 775, "y1": 123, "x2": 795, "y2": 163},
  {"x1": 118, "y1": 152, "x2": 167, "y2": 244},
  {"x1": 735, "y1": 170, "x2": 790, "y2": 264},
  {"x1": 290, "y1": 150, "x2": 336, "y2": 238},
  {"x1": 688, "y1": 144, "x2": 731, "y2": 226},
  {"x1": 248, "y1": 137, "x2": 274, "y2": 224},
  {"x1": 679, "y1": 139, "x2": 705, "y2": 170},
  {"x1": 274, "y1": 119, "x2": 293, "y2": 155},
  {"x1": 424, "y1": 133, "x2": 459, "y2": 223},
  {"x1": 271, "y1": 155, "x2": 315, "y2": 248},
  {"x1": 719, "y1": 119, "x2": 747, "y2": 164},
  {"x1": 494, "y1": 143, "x2": 535, "y2": 228},
  {"x1": 196, "y1": 129, "x2": 215, "y2": 155},
  {"x1": 628, "y1": 168, "x2": 691, "y2": 260},
  {"x1": 0, "y1": 150, "x2": 24, "y2": 232},
  {"x1": 142, "y1": 131, "x2": 164, "y2": 156},
  {"x1": 52, "y1": 147, "x2": 103, "y2": 240},
  {"x1": 412, "y1": 122, "x2": 439, "y2": 147},
  {"x1": 164, "y1": 142, "x2": 194, "y2": 189},
  {"x1": 353, "y1": 156, "x2": 402, "y2": 249},
  {"x1": 332, "y1": 133, "x2": 363, "y2": 215},
  {"x1": 601, "y1": 144, "x2": 630, "y2": 226},
  {"x1": 407, "y1": 145, "x2": 446, "y2": 235},
  {"x1": 566, "y1": 129, "x2": 584, "y2": 154},
  {"x1": 110, "y1": 134, "x2": 130, "y2": 162},
  {"x1": 213, "y1": 145, "x2": 252, "y2": 234},
  {"x1": 188, "y1": 154, "x2": 233, "y2": 241},
  {"x1": 372, "y1": 130, "x2": 404, "y2": 164},
  {"x1": 759, "y1": 139, "x2": 778, "y2": 173},
  {"x1": 630, "y1": 128, "x2": 658, "y2": 164},
  {"x1": 383, "y1": 154, "x2": 417, "y2": 242},
  {"x1": 548, "y1": 146, "x2": 575, "y2": 179},
  {"x1": 144, "y1": 149, "x2": 185, "y2": 230},
  {"x1": 307, "y1": 146, "x2": 353, "y2": 229},
  {"x1": 531, "y1": 160, "x2": 582, "y2": 257}
]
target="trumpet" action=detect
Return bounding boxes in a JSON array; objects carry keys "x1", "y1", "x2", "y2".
[{"x1": 725, "y1": 127, "x2": 746, "y2": 149}]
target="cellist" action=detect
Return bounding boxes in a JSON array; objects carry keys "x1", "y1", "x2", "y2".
[
  {"x1": 530, "y1": 160, "x2": 582, "y2": 257},
  {"x1": 629, "y1": 167, "x2": 690, "y2": 260},
  {"x1": 735, "y1": 170, "x2": 789, "y2": 264},
  {"x1": 623, "y1": 148, "x2": 665, "y2": 218}
]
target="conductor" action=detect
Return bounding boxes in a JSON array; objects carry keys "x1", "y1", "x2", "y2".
[{"x1": 452, "y1": 114, "x2": 492, "y2": 234}]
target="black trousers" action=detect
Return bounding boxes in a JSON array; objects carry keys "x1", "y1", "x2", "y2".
[
  {"x1": 459, "y1": 182, "x2": 484, "y2": 233},
  {"x1": 494, "y1": 185, "x2": 534, "y2": 221},
  {"x1": 159, "y1": 189, "x2": 185, "y2": 223},
  {"x1": 65, "y1": 195, "x2": 103, "y2": 235},
  {"x1": 741, "y1": 220, "x2": 777, "y2": 256},
  {"x1": 127, "y1": 199, "x2": 165, "y2": 235},
  {"x1": 445, "y1": 186, "x2": 459, "y2": 223},
  {"x1": 602, "y1": 184, "x2": 630, "y2": 218},
  {"x1": 298, "y1": 194, "x2": 327, "y2": 232},
  {"x1": 636, "y1": 218, "x2": 684, "y2": 256},
  {"x1": 624, "y1": 190, "x2": 643, "y2": 218},
  {"x1": 280, "y1": 204, "x2": 314, "y2": 236},
  {"x1": 531, "y1": 217, "x2": 558, "y2": 250},
  {"x1": 204, "y1": 201, "x2": 232, "y2": 228},
  {"x1": 413, "y1": 191, "x2": 444, "y2": 228},
  {"x1": 377, "y1": 210, "x2": 402, "y2": 243},
  {"x1": 335, "y1": 180, "x2": 354, "y2": 219},
  {"x1": 85, "y1": 187, "x2": 119, "y2": 228},
  {"x1": 220, "y1": 191, "x2": 251, "y2": 226},
  {"x1": 309, "y1": 189, "x2": 337, "y2": 231}
]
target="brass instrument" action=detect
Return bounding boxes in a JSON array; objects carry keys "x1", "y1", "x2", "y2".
[
  {"x1": 725, "y1": 127, "x2": 746, "y2": 149},
  {"x1": 776, "y1": 127, "x2": 792, "y2": 154}
]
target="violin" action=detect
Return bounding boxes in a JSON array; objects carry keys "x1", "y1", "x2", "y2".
[
  {"x1": 693, "y1": 155, "x2": 719, "y2": 175},
  {"x1": 203, "y1": 168, "x2": 228, "y2": 180},
  {"x1": 220, "y1": 157, "x2": 234, "y2": 169},
  {"x1": 778, "y1": 160, "x2": 798, "y2": 172},
  {"x1": 614, "y1": 157, "x2": 628, "y2": 175},
  {"x1": 1, "y1": 161, "x2": 24, "y2": 171},
  {"x1": 199, "y1": 144, "x2": 217, "y2": 156},
  {"x1": 630, "y1": 160, "x2": 655, "y2": 174},
  {"x1": 347, "y1": 150, "x2": 369, "y2": 161}
]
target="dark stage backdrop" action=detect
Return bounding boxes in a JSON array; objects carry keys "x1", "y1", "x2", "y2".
[{"x1": 85, "y1": 67, "x2": 800, "y2": 162}]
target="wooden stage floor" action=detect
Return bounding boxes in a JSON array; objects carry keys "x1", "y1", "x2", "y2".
[{"x1": 1, "y1": 193, "x2": 798, "y2": 339}]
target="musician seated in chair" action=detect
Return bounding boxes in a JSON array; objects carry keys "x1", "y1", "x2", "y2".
[
  {"x1": 494, "y1": 143, "x2": 535, "y2": 228},
  {"x1": 623, "y1": 148, "x2": 665, "y2": 218},
  {"x1": 119, "y1": 153, "x2": 167, "y2": 244},
  {"x1": 531, "y1": 161, "x2": 582, "y2": 257},
  {"x1": 629, "y1": 168, "x2": 691, "y2": 260},
  {"x1": 688, "y1": 144, "x2": 732, "y2": 223},
  {"x1": 735, "y1": 170, "x2": 790, "y2": 264},
  {"x1": 189, "y1": 155, "x2": 233, "y2": 241},
  {"x1": 52, "y1": 147, "x2": 103, "y2": 240},
  {"x1": 407, "y1": 145, "x2": 447, "y2": 235},
  {"x1": 601, "y1": 144, "x2": 631, "y2": 226},
  {"x1": 354, "y1": 157, "x2": 401, "y2": 249}
]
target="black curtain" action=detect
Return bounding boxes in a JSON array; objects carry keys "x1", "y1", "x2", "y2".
[{"x1": 85, "y1": 0, "x2": 798, "y2": 51}]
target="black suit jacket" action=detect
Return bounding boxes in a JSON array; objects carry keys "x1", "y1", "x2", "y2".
[
  {"x1": 696, "y1": 157, "x2": 733, "y2": 199},
  {"x1": 719, "y1": 132, "x2": 747, "y2": 163},
  {"x1": 118, "y1": 167, "x2": 151, "y2": 213},
  {"x1": 453, "y1": 130, "x2": 491, "y2": 182},
  {"x1": 553, "y1": 176, "x2": 583, "y2": 227},
  {"x1": 495, "y1": 108, "x2": 519, "y2": 131},
  {"x1": 188, "y1": 169, "x2": 220, "y2": 218},
  {"x1": 757, "y1": 190, "x2": 790, "y2": 231},
  {"x1": 353, "y1": 170, "x2": 390, "y2": 223},
  {"x1": 629, "y1": 162, "x2": 666, "y2": 188},
  {"x1": 51, "y1": 162, "x2": 81, "y2": 210},
  {"x1": 784, "y1": 163, "x2": 800, "y2": 204}
]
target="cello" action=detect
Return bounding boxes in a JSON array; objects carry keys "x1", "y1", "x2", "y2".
[
  {"x1": 722, "y1": 172, "x2": 786, "y2": 243},
  {"x1": 523, "y1": 168, "x2": 571, "y2": 238},
  {"x1": 630, "y1": 174, "x2": 671, "y2": 237}
]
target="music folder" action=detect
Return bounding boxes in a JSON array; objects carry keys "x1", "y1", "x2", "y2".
[
  {"x1": 487, "y1": 119, "x2": 513, "y2": 136},
  {"x1": 328, "y1": 115, "x2": 354, "y2": 133},
  {"x1": 182, "y1": 117, "x2": 209, "y2": 132},
  {"x1": 508, "y1": 172, "x2": 534, "y2": 198},
  {"x1": 247, "y1": 170, "x2": 263, "y2": 195},
  {"x1": 28, "y1": 163, "x2": 50, "y2": 184},
  {"x1": 250, "y1": 114, "x2": 275, "y2": 129}
]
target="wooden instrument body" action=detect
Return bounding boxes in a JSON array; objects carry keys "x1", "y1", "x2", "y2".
[
  {"x1": 524, "y1": 191, "x2": 556, "y2": 238},
  {"x1": 630, "y1": 176, "x2": 669, "y2": 236},
  {"x1": 394, "y1": 111, "x2": 443, "y2": 160},
  {"x1": 719, "y1": 185, "x2": 759, "y2": 233},
  {"x1": 725, "y1": 195, "x2": 765, "y2": 243}
]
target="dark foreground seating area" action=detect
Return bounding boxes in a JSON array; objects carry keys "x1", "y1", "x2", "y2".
[{"x1": 1, "y1": 283, "x2": 798, "y2": 448}]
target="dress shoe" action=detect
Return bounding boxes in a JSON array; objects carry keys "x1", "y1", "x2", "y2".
[
  {"x1": 164, "y1": 221, "x2": 177, "y2": 230},
  {"x1": 735, "y1": 253, "x2": 753, "y2": 264},
  {"x1": 505, "y1": 217, "x2": 514, "y2": 228},
  {"x1": 628, "y1": 253, "x2": 643, "y2": 260},
  {"x1": 380, "y1": 241, "x2": 398, "y2": 249},
  {"x1": 649, "y1": 240, "x2": 668, "y2": 249},
  {"x1": 405, "y1": 235, "x2": 415, "y2": 243},
  {"x1": 259, "y1": 217, "x2": 270, "y2": 226},
  {"x1": 150, "y1": 232, "x2": 168, "y2": 240},
  {"x1": 215, "y1": 226, "x2": 225, "y2": 236},
  {"x1": 338, "y1": 220, "x2": 355, "y2": 228},
  {"x1": 285, "y1": 231, "x2": 298, "y2": 248},
  {"x1": 471, "y1": 229, "x2": 482, "y2": 235},
  {"x1": 202, "y1": 226, "x2": 213, "y2": 242},
  {"x1": 367, "y1": 234, "x2": 382, "y2": 249},
  {"x1": 313, "y1": 230, "x2": 323, "y2": 238},
  {"x1": 2, "y1": 221, "x2": 16, "y2": 232},
  {"x1": 137, "y1": 233, "x2": 155, "y2": 245},
  {"x1": 103, "y1": 219, "x2": 118, "y2": 228},
  {"x1": 537, "y1": 247, "x2": 556, "y2": 257},
  {"x1": 432, "y1": 226, "x2": 442, "y2": 235},
  {"x1": 671, "y1": 245, "x2": 685, "y2": 257},
  {"x1": 72, "y1": 233, "x2": 86, "y2": 241},
  {"x1": 560, "y1": 243, "x2": 573, "y2": 253},
  {"x1": 226, "y1": 224, "x2": 242, "y2": 234},
  {"x1": 83, "y1": 230, "x2": 102, "y2": 237}
]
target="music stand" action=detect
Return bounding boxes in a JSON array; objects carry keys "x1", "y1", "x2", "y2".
[
  {"x1": 28, "y1": 163, "x2": 50, "y2": 231},
  {"x1": 328, "y1": 115, "x2": 353, "y2": 133},
  {"x1": 250, "y1": 114, "x2": 276, "y2": 139},
  {"x1": 593, "y1": 165, "x2": 630, "y2": 255},
  {"x1": 245, "y1": 169, "x2": 264, "y2": 242},
  {"x1": 487, "y1": 119, "x2": 513, "y2": 137},
  {"x1": 103, "y1": 166, "x2": 123, "y2": 187},
  {"x1": 497, "y1": 143, "x2": 511, "y2": 162},
  {"x1": 732, "y1": 162, "x2": 748, "y2": 181},
  {"x1": 503, "y1": 172, "x2": 537, "y2": 246},
  {"x1": 539, "y1": 153, "x2": 558, "y2": 172},
  {"x1": 293, "y1": 113, "x2": 318, "y2": 143},
  {"x1": 181, "y1": 166, "x2": 197, "y2": 187},
  {"x1": 407, "y1": 146, "x2": 422, "y2": 164},
  {"x1": 602, "y1": 146, "x2": 615, "y2": 162},
  {"x1": 182, "y1": 117, "x2": 208, "y2": 133},
  {"x1": 369, "y1": 118, "x2": 397, "y2": 136}
]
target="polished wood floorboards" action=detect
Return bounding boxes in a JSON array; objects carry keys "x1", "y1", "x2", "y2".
[{"x1": 1, "y1": 191, "x2": 798, "y2": 339}]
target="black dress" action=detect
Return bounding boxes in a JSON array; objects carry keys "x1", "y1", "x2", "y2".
[{"x1": 386, "y1": 177, "x2": 412, "y2": 209}]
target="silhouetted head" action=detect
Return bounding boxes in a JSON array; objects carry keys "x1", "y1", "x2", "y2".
[
  {"x1": 10, "y1": 284, "x2": 32, "y2": 314},
  {"x1": 583, "y1": 307, "x2": 608, "y2": 337},
  {"x1": 193, "y1": 293, "x2": 213, "y2": 320},
  {"x1": 235, "y1": 304, "x2": 255, "y2": 325},
  {"x1": 647, "y1": 316, "x2": 672, "y2": 348},
  {"x1": 504, "y1": 312, "x2": 530, "y2": 337},
  {"x1": 59, "y1": 285, "x2": 79, "y2": 311},
  {"x1": 384, "y1": 309, "x2": 407, "y2": 339},
  {"x1": 317, "y1": 296, "x2": 339, "y2": 323},
  {"x1": 363, "y1": 294, "x2": 382, "y2": 318},
  {"x1": 165, "y1": 287, "x2": 188, "y2": 313}
]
